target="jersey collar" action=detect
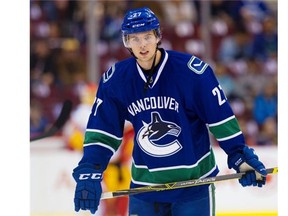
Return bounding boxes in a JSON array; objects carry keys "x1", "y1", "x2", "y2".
[{"x1": 136, "y1": 49, "x2": 168, "y2": 89}]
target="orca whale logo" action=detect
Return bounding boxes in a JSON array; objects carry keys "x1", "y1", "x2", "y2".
[{"x1": 136, "y1": 112, "x2": 182, "y2": 157}]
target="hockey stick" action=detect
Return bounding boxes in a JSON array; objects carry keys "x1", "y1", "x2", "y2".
[
  {"x1": 30, "y1": 100, "x2": 73, "y2": 141},
  {"x1": 101, "y1": 167, "x2": 278, "y2": 200}
]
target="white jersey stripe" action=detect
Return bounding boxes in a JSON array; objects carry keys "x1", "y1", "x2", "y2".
[{"x1": 83, "y1": 142, "x2": 116, "y2": 154}]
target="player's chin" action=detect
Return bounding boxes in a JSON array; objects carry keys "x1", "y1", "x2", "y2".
[{"x1": 138, "y1": 54, "x2": 153, "y2": 62}]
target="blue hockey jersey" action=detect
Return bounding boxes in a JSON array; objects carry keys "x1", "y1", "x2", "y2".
[{"x1": 79, "y1": 48, "x2": 246, "y2": 202}]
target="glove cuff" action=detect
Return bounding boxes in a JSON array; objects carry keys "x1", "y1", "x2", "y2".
[
  {"x1": 72, "y1": 163, "x2": 103, "y2": 182},
  {"x1": 228, "y1": 151, "x2": 244, "y2": 171},
  {"x1": 228, "y1": 146, "x2": 254, "y2": 171},
  {"x1": 228, "y1": 146, "x2": 263, "y2": 172}
]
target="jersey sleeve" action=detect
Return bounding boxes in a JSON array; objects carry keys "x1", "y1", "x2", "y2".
[
  {"x1": 189, "y1": 61, "x2": 246, "y2": 156},
  {"x1": 78, "y1": 73, "x2": 126, "y2": 171}
]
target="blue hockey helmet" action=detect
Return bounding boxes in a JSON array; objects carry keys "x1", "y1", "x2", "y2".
[{"x1": 121, "y1": 7, "x2": 161, "y2": 47}]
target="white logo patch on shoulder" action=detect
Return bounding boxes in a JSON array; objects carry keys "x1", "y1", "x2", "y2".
[
  {"x1": 187, "y1": 56, "x2": 208, "y2": 74},
  {"x1": 103, "y1": 64, "x2": 115, "y2": 83}
]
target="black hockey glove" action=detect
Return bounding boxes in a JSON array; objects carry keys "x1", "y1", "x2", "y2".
[
  {"x1": 72, "y1": 163, "x2": 103, "y2": 214},
  {"x1": 228, "y1": 146, "x2": 267, "y2": 187}
]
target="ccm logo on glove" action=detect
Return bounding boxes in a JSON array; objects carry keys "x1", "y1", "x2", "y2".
[{"x1": 79, "y1": 173, "x2": 102, "y2": 180}]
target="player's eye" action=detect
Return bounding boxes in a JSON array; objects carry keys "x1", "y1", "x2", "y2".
[{"x1": 130, "y1": 37, "x2": 140, "y2": 43}]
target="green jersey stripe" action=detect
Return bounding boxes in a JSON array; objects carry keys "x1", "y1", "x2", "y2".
[
  {"x1": 208, "y1": 115, "x2": 235, "y2": 127},
  {"x1": 208, "y1": 117, "x2": 241, "y2": 140},
  {"x1": 83, "y1": 142, "x2": 116, "y2": 154},
  {"x1": 84, "y1": 130, "x2": 122, "y2": 152},
  {"x1": 131, "y1": 149, "x2": 216, "y2": 184},
  {"x1": 216, "y1": 131, "x2": 242, "y2": 141},
  {"x1": 86, "y1": 129, "x2": 122, "y2": 140}
]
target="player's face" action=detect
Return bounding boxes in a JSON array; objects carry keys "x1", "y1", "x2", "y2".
[{"x1": 128, "y1": 31, "x2": 159, "y2": 68}]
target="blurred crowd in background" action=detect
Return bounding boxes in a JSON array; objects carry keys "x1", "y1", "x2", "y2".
[
  {"x1": 30, "y1": 0, "x2": 278, "y2": 148},
  {"x1": 30, "y1": 1, "x2": 277, "y2": 215}
]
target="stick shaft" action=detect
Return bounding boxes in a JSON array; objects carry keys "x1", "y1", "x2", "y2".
[
  {"x1": 100, "y1": 167, "x2": 278, "y2": 200},
  {"x1": 30, "y1": 100, "x2": 73, "y2": 141}
]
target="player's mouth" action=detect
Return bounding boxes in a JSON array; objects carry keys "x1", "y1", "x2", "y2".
[{"x1": 139, "y1": 51, "x2": 149, "y2": 57}]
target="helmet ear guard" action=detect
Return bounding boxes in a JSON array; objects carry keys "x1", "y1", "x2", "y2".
[{"x1": 122, "y1": 34, "x2": 130, "y2": 48}]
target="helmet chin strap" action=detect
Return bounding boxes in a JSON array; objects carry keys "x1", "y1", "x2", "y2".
[{"x1": 127, "y1": 48, "x2": 137, "y2": 58}]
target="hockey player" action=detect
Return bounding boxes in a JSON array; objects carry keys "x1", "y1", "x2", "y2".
[{"x1": 72, "y1": 7, "x2": 267, "y2": 216}]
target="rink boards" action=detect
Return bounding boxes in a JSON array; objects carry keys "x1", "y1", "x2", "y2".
[{"x1": 30, "y1": 137, "x2": 278, "y2": 216}]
